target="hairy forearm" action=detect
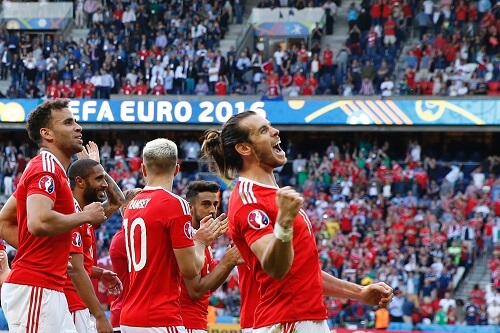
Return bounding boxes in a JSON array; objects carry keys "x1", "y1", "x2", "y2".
[
  {"x1": 102, "y1": 172, "x2": 125, "y2": 218},
  {"x1": 322, "y1": 271, "x2": 363, "y2": 300},
  {"x1": 189, "y1": 261, "x2": 235, "y2": 300},
  {"x1": 193, "y1": 240, "x2": 207, "y2": 274},
  {"x1": 260, "y1": 237, "x2": 294, "y2": 280}
]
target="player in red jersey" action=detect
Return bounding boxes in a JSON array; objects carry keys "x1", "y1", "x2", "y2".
[
  {"x1": 109, "y1": 189, "x2": 142, "y2": 332},
  {"x1": 120, "y1": 138, "x2": 228, "y2": 333},
  {"x1": 65, "y1": 142, "x2": 125, "y2": 333},
  {"x1": 238, "y1": 264, "x2": 260, "y2": 333},
  {"x1": 1, "y1": 99, "x2": 106, "y2": 333},
  {"x1": 201, "y1": 111, "x2": 393, "y2": 333},
  {"x1": 180, "y1": 180, "x2": 242, "y2": 333}
]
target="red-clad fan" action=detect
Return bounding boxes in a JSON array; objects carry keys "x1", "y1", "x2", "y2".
[
  {"x1": 266, "y1": 71, "x2": 279, "y2": 86},
  {"x1": 297, "y1": 41, "x2": 309, "y2": 65},
  {"x1": 322, "y1": 45, "x2": 334, "y2": 71},
  {"x1": 120, "y1": 79, "x2": 135, "y2": 95},
  {"x1": 1, "y1": 100, "x2": 106, "y2": 332},
  {"x1": 138, "y1": 45, "x2": 150, "y2": 62},
  {"x1": 201, "y1": 112, "x2": 393, "y2": 333},
  {"x1": 215, "y1": 75, "x2": 228, "y2": 95},
  {"x1": 293, "y1": 71, "x2": 306, "y2": 87},
  {"x1": 46, "y1": 79, "x2": 60, "y2": 98},
  {"x1": 301, "y1": 83, "x2": 315, "y2": 96},
  {"x1": 135, "y1": 80, "x2": 148, "y2": 95},
  {"x1": 305, "y1": 73, "x2": 319, "y2": 89},
  {"x1": 280, "y1": 69, "x2": 293, "y2": 88},
  {"x1": 120, "y1": 138, "x2": 226, "y2": 332},
  {"x1": 266, "y1": 84, "x2": 281, "y2": 98},
  {"x1": 72, "y1": 78, "x2": 85, "y2": 98},
  {"x1": 60, "y1": 80, "x2": 73, "y2": 98},
  {"x1": 150, "y1": 79, "x2": 165, "y2": 95},
  {"x1": 83, "y1": 78, "x2": 95, "y2": 98}
]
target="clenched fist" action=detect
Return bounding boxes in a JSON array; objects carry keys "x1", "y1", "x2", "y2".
[
  {"x1": 83, "y1": 202, "x2": 107, "y2": 224},
  {"x1": 275, "y1": 186, "x2": 303, "y2": 229}
]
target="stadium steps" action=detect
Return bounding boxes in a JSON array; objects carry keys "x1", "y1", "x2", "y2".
[
  {"x1": 453, "y1": 251, "x2": 493, "y2": 301},
  {"x1": 219, "y1": 23, "x2": 244, "y2": 58},
  {"x1": 321, "y1": 0, "x2": 361, "y2": 61}
]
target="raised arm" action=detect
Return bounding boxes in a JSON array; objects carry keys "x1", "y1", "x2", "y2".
[
  {"x1": 184, "y1": 245, "x2": 242, "y2": 300},
  {"x1": 250, "y1": 187, "x2": 301, "y2": 280},
  {"x1": 174, "y1": 214, "x2": 229, "y2": 280}
]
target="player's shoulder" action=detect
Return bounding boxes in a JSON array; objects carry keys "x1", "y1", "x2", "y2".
[
  {"x1": 234, "y1": 177, "x2": 275, "y2": 206},
  {"x1": 142, "y1": 187, "x2": 190, "y2": 215},
  {"x1": 28, "y1": 151, "x2": 65, "y2": 176}
]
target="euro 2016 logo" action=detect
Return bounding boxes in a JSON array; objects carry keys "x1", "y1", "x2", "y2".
[
  {"x1": 184, "y1": 221, "x2": 194, "y2": 239},
  {"x1": 247, "y1": 210, "x2": 270, "y2": 230},
  {"x1": 38, "y1": 175, "x2": 55, "y2": 194}
]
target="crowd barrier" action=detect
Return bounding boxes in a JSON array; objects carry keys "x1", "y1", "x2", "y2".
[{"x1": 0, "y1": 99, "x2": 498, "y2": 126}]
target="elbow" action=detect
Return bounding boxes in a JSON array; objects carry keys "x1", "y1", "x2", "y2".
[
  {"x1": 187, "y1": 289, "x2": 203, "y2": 301},
  {"x1": 262, "y1": 261, "x2": 291, "y2": 280},
  {"x1": 27, "y1": 220, "x2": 48, "y2": 237}
]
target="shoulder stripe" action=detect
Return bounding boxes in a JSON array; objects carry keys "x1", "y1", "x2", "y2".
[
  {"x1": 239, "y1": 180, "x2": 257, "y2": 205},
  {"x1": 170, "y1": 192, "x2": 190, "y2": 215},
  {"x1": 41, "y1": 152, "x2": 56, "y2": 173}
]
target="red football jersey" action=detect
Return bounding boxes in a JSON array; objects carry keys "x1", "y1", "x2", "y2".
[
  {"x1": 120, "y1": 186, "x2": 195, "y2": 327},
  {"x1": 109, "y1": 228, "x2": 129, "y2": 328},
  {"x1": 7, "y1": 151, "x2": 75, "y2": 292},
  {"x1": 228, "y1": 177, "x2": 326, "y2": 328},
  {"x1": 179, "y1": 247, "x2": 215, "y2": 329},
  {"x1": 238, "y1": 264, "x2": 260, "y2": 329},
  {"x1": 64, "y1": 199, "x2": 95, "y2": 312}
]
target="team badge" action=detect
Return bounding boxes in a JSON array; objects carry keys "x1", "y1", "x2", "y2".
[
  {"x1": 184, "y1": 221, "x2": 194, "y2": 239},
  {"x1": 38, "y1": 175, "x2": 55, "y2": 194},
  {"x1": 72, "y1": 232, "x2": 82, "y2": 247},
  {"x1": 248, "y1": 210, "x2": 270, "y2": 230}
]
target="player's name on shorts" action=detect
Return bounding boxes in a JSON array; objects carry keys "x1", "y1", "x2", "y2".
[{"x1": 127, "y1": 198, "x2": 152, "y2": 210}]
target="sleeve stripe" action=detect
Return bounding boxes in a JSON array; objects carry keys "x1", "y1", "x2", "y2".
[
  {"x1": 170, "y1": 192, "x2": 190, "y2": 215},
  {"x1": 41, "y1": 152, "x2": 55, "y2": 173},
  {"x1": 239, "y1": 180, "x2": 257, "y2": 205}
]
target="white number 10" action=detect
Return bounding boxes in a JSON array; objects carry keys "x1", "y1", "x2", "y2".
[{"x1": 123, "y1": 218, "x2": 147, "y2": 272}]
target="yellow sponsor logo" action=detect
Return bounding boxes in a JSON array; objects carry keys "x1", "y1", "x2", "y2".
[{"x1": 0, "y1": 102, "x2": 26, "y2": 122}]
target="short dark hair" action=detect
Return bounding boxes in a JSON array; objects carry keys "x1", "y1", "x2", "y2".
[
  {"x1": 185, "y1": 180, "x2": 220, "y2": 203},
  {"x1": 68, "y1": 159, "x2": 100, "y2": 190},
  {"x1": 26, "y1": 99, "x2": 70, "y2": 145},
  {"x1": 201, "y1": 111, "x2": 256, "y2": 180}
]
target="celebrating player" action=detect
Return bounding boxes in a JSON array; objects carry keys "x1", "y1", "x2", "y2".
[
  {"x1": 1, "y1": 99, "x2": 106, "y2": 333},
  {"x1": 180, "y1": 180, "x2": 242, "y2": 333},
  {"x1": 201, "y1": 111, "x2": 393, "y2": 333},
  {"x1": 120, "y1": 138, "x2": 228, "y2": 333}
]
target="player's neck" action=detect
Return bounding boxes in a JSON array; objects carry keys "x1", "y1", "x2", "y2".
[
  {"x1": 145, "y1": 175, "x2": 174, "y2": 192},
  {"x1": 239, "y1": 168, "x2": 278, "y2": 187}
]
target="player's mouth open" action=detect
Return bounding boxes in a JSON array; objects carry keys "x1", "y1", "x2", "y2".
[{"x1": 273, "y1": 142, "x2": 284, "y2": 155}]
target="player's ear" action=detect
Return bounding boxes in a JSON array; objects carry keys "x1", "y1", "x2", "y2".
[
  {"x1": 40, "y1": 127, "x2": 53, "y2": 142},
  {"x1": 235, "y1": 142, "x2": 251, "y2": 156},
  {"x1": 75, "y1": 176, "x2": 85, "y2": 188},
  {"x1": 141, "y1": 163, "x2": 147, "y2": 178},
  {"x1": 173, "y1": 163, "x2": 180, "y2": 177}
]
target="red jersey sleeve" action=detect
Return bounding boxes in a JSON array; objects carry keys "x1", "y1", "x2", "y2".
[
  {"x1": 169, "y1": 198, "x2": 195, "y2": 249},
  {"x1": 234, "y1": 203, "x2": 274, "y2": 247},
  {"x1": 69, "y1": 226, "x2": 85, "y2": 255},
  {"x1": 26, "y1": 169, "x2": 62, "y2": 203}
]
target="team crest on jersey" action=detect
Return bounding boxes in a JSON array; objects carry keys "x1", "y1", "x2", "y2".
[
  {"x1": 248, "y1": 210, "x2": 270, "y2": 230},
  {"x1": 38, "y1": 175, "x2": 55, "y2": 194},
  {"x1": 72, "y1": 232, "x2": 82, "y2": 247},
  {"x1": 184, "y1": 221, "x2": 194, "y2": 239}
]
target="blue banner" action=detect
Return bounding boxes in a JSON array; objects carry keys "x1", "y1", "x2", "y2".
[
  {"x1": 0, "y1": 99, "x2": 498, "y2": 126},
  {"x1": 5, "y1": 18, "x2": 72, "y2": 30}
]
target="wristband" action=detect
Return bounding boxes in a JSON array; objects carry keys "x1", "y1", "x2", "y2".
[{"x1": 274, "y1": 223, "x2": 293, "y2": 242}]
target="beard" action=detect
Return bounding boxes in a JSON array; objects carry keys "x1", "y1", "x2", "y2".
[{"x1": 83, "y1": 181, "x2": 106, "y2": 204}]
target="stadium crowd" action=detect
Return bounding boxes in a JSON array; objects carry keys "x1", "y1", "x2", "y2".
[
  {"x1": 1, "y1": 136, "x2": 499, "y2": 328},
  {"x1": 0, "y1": 0, "x2": 497, "y2": 98}
]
